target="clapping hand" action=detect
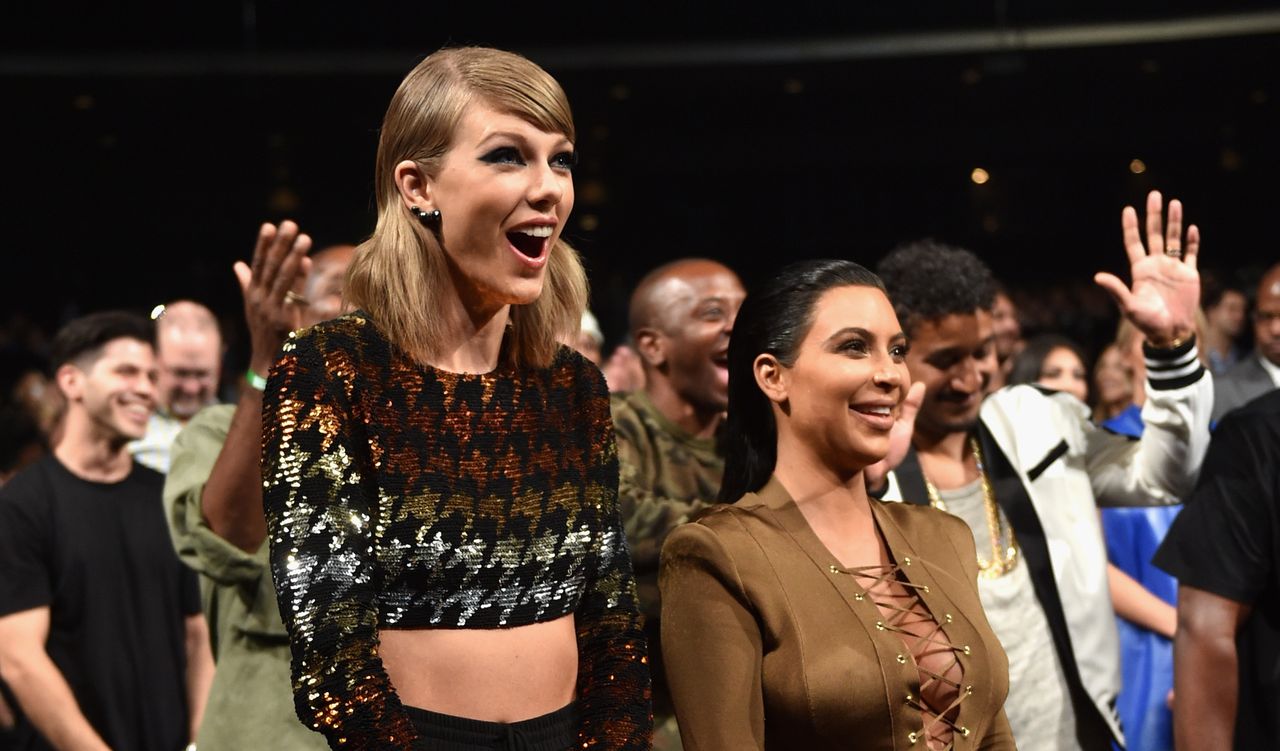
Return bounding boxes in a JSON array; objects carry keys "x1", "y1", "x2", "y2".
[
  {"x1": 1094, "y1": 191, "x2": 1200, "y2": 348},
  {"x1": 233, "y1": 221, "x2": 312, "y2": 376},
  {"x1": 865, "y1": 381, "x2": 926, "y2": 492}
]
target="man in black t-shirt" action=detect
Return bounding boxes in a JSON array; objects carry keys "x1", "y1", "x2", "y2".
[
  {"x1": 0, "y1": 311, "x2": 213, "y2": 751},
  {"x1": 1154, "y1": 389, "x2": 1280, "y2": 750}
]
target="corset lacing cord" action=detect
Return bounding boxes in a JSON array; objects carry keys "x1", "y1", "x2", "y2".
[{"x1": 836, "y1": 562, "x2": 970, "y2": 750}]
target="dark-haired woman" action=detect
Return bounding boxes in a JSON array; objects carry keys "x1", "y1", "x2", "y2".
[
  {"x1": 262, "y1": 47, "x2": 650, "y2": 750},
  {"x1": 659, "y1": 260, "x2": 1013, "y2": 750},
  {"x1": 1008, "y1": 334, "x2": 1090, "y2": 404}
]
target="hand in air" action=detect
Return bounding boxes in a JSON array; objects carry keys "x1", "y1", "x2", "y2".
[
  {"x1": 1094, "y1": 190, "x2": 1200, "y2": 347},
  {"x1": 233, "y1": 221, "x2": 312, "y2": 375},
  {"x1": 865, "y1": 381, "x2": 926, "y2": 492}
]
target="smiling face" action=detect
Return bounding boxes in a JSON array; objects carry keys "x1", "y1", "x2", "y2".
[
  {"x1": 771, "y1": 285, "x2": 910, "y2": 471},
  {"x1": 1093, "y1": 344, "x2": 1134, "y2": 410},
  {"x1": 904, "y1": 309, "x2": 997, "y2": 440},
  {"x1": 642, "y1": 262, "x2": 746, "y2": 413},
  {"x1": 1037, "y1": 346, "x2": 1088, "y2": 403},
  {"x1": 156, "y1": 335, "x2": 219, "y2": 420},
  {"x1": 420, "y1": 101, "x2": 575, "y2": 314},
  {"x1": 62, "y1": 338, "x2": 158, "y2": 442}
]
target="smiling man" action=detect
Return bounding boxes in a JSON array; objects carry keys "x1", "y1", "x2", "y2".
[
  {"x1": 875, "y1": 200, "x2": 1213, "y2": 751},
  {"x1": 130, "y1": 300, "x2": 223, "y2": 473},
  {"x1": 612, "y1": 257, "x2": 744, "y2": 749},
  {"x1": 0, "y1": 311, "x2": 212, "y2": 751}
]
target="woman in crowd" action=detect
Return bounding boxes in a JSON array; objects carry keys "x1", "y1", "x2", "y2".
[
  {"x1": 1007, "y1": 333, "x2": 1090, "y2": 403},
  {"x1": 262, "y1": 47, "x2": 650, "y2": 750},
  {"x1": 659, "y1": 260, "x2": 1013, "y2": 749},
  {"x1": 1096, "y1": 319, "x2": 1181, "y2": 751},
  {"x1": 1092, "y1": 342, "x2": 1135, "y2": 423}
]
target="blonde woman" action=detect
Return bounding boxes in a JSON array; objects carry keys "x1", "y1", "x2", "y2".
[{"x1": 263, "y1": 48, "x2": 651, "y2": 750}]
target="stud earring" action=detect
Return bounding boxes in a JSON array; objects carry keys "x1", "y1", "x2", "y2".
[{"x1": 410, "y1": 206, "x2": 441, "y2": 227}]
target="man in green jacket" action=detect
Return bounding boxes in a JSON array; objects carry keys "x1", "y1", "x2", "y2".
[
  {"x1": 612, "y1": 258, "x2": 744, "y2": 750},
  {"x1": 164, "y1": 222, "x2": 353, "y2": 749}
]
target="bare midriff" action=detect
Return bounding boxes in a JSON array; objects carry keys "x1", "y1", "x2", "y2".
[{"x1": 379, "y1": 613, "x2": 579, "y2": 723}]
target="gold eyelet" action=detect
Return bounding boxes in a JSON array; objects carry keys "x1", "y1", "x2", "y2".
[
  {"x1": 908, "y1": 731, "x2": 918, "y2": 744},
  {"x1": 903, "y1": 556, "x2": 912, "y2": 566},
  {"x1": 897, "y1": 654, "x2": 907, "y2": 664},
  {"x1": 876, "y1": 620, "x2": 885, "y2": 631},
  {"x1": 854, "y1": 593, "x2": 864, "y2": 601},
  {"x1": 963, "y1": 645, "x2": 972, "y2": 655},
  {"x1": 961, "y1": 726, "x2": 971, "y2": 737}
]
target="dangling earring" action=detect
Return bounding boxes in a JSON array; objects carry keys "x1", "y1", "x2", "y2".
[{"x1": 410, "y1": 205, "x2": 441, "y2": 227}]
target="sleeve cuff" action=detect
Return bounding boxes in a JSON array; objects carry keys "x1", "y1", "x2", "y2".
[{"x1": 1144, "y1": 335, "x2": 1205, "y2": 391}]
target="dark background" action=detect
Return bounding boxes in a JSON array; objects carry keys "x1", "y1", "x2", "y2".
[{"x1": 3, "y1": 2, "x2": 1277, "y2": 355}]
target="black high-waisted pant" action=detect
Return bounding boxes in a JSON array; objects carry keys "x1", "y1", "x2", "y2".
[{"x1": 407, "y1": 703, "x2": 578, "y2": 751}]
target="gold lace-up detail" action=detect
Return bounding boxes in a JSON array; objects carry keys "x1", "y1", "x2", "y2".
[{"x1": 833, "y1": 561, "x2": 969, "y2": 749}]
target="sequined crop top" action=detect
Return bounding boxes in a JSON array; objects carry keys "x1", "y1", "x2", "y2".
[{"x1": 262, "y1": 311, "x2": 651, "y2": 749}]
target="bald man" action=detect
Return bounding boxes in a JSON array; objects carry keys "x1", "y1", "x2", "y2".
[
  {"x1": 129, "y1": 300, "x2": 222, "y2": 473},
  {"x1": 163, "y1": 227, "x2": 352, "y2": 749},
  {"x1": 1213, "y1": 264, "x2": 1280, "y2": 422},
  {"x1": 611, "y1": 258, "x2": 744, "y2": 750}
]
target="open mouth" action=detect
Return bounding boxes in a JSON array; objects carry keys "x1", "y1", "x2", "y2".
[
  {"x1": 507, "y1": 225, "x2": 553, "y2": 262},
  {"x1": 850, "y1": 403, "x2": 896, "y2": 430},
  {"x1": 711, "y1": 351, "x2": 730, "y2": 385}
]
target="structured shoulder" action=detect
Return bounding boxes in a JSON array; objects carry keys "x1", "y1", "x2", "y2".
[
  {"x1": 284, "y1": 310, "x2": 377, "y2": 355},
  {"x1": 185, "y1": 403, "x2": 236, "y2": 436},
  {"x1": 876, "y1": 499, "x2": 973, "y2": 551},
  {"x1": 986, "y1": 382, "x2": 1086, "y2": 423},
  {"x1": 552, "y1": 344, "x2": 608, "y2": 395}
]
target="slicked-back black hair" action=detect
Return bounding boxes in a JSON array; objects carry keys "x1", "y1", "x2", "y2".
[
  {"x1": 719, "y1": 259, "x2": 886, "y2": 503},
  {"x1": 50, "y1": 311, "x2": 155, "y2": 372},
  {"x1": 876, "y1": 240, "x2": 996, "y2": 335}
]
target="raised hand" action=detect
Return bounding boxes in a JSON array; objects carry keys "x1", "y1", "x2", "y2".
[
  {"x1": 233, "y1": 221, "x2": 312, "y2": 376},
  {"x1": 865, "y1": 381, "x2": 926, "y2": 492},
  {"x1": 1094, "y1": 191, "x2": 1200, "y2": 347}
]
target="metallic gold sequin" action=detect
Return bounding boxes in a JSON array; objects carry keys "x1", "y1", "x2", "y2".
[{"x1": 261, "y1": 312, "x2": 650, "y2": 748}]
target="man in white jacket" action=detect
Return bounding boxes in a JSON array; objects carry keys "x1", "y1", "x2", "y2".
[{"x1": 871, "y1": 191, "x2": 1213, "y2": 750}]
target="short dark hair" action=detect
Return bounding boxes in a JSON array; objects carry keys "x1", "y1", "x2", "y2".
[
  {"x1": 876, "y1": 240, "x2": 996, "y2": 334},
  {"x1": 719, "y1": 259, "x2": 886, "y2": 503},
  {"x1": 49, "y1": 311, "x2": 155, "y2": 372}
]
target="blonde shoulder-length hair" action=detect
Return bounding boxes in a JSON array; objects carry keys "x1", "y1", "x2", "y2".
[{"x1": 345, "y1": 46, "x2": 588, "y2": 369}]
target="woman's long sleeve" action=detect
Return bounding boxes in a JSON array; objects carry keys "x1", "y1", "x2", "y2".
[
  {"x1": 573, "y1": 374, "x2": 653, "y2": 749},
  {"x1": 262, "y1": 331, "x2": 417, "y2": 748},
  {"x1": 659, "y1": 521, "x2": 765, "y2": 750}
]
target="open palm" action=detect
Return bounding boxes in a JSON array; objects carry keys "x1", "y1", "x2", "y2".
[{"x1": 1094, "y1": 191, "x2": 1200, "y2": 346}]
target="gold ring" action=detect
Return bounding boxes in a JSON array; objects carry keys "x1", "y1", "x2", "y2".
[{"x1": 284, "y1": 290, "x2": 310, "y2": 306}]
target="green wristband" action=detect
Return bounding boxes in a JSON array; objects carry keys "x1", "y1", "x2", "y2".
[{"x1": 245, "y1": 368, "x2": 268, "y2": 391}]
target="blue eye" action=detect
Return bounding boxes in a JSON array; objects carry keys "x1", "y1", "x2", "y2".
[
  {"x1": 551, "y1": 151, "x2": 578, "y2": 171},
  {"x1": 480, "y1": 147, "x2": 524, "y2": 165}
]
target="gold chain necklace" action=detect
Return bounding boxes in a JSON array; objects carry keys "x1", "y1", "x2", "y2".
[{"x1": 924, "y1": 438, "x2": 1020, "y2": 579}]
